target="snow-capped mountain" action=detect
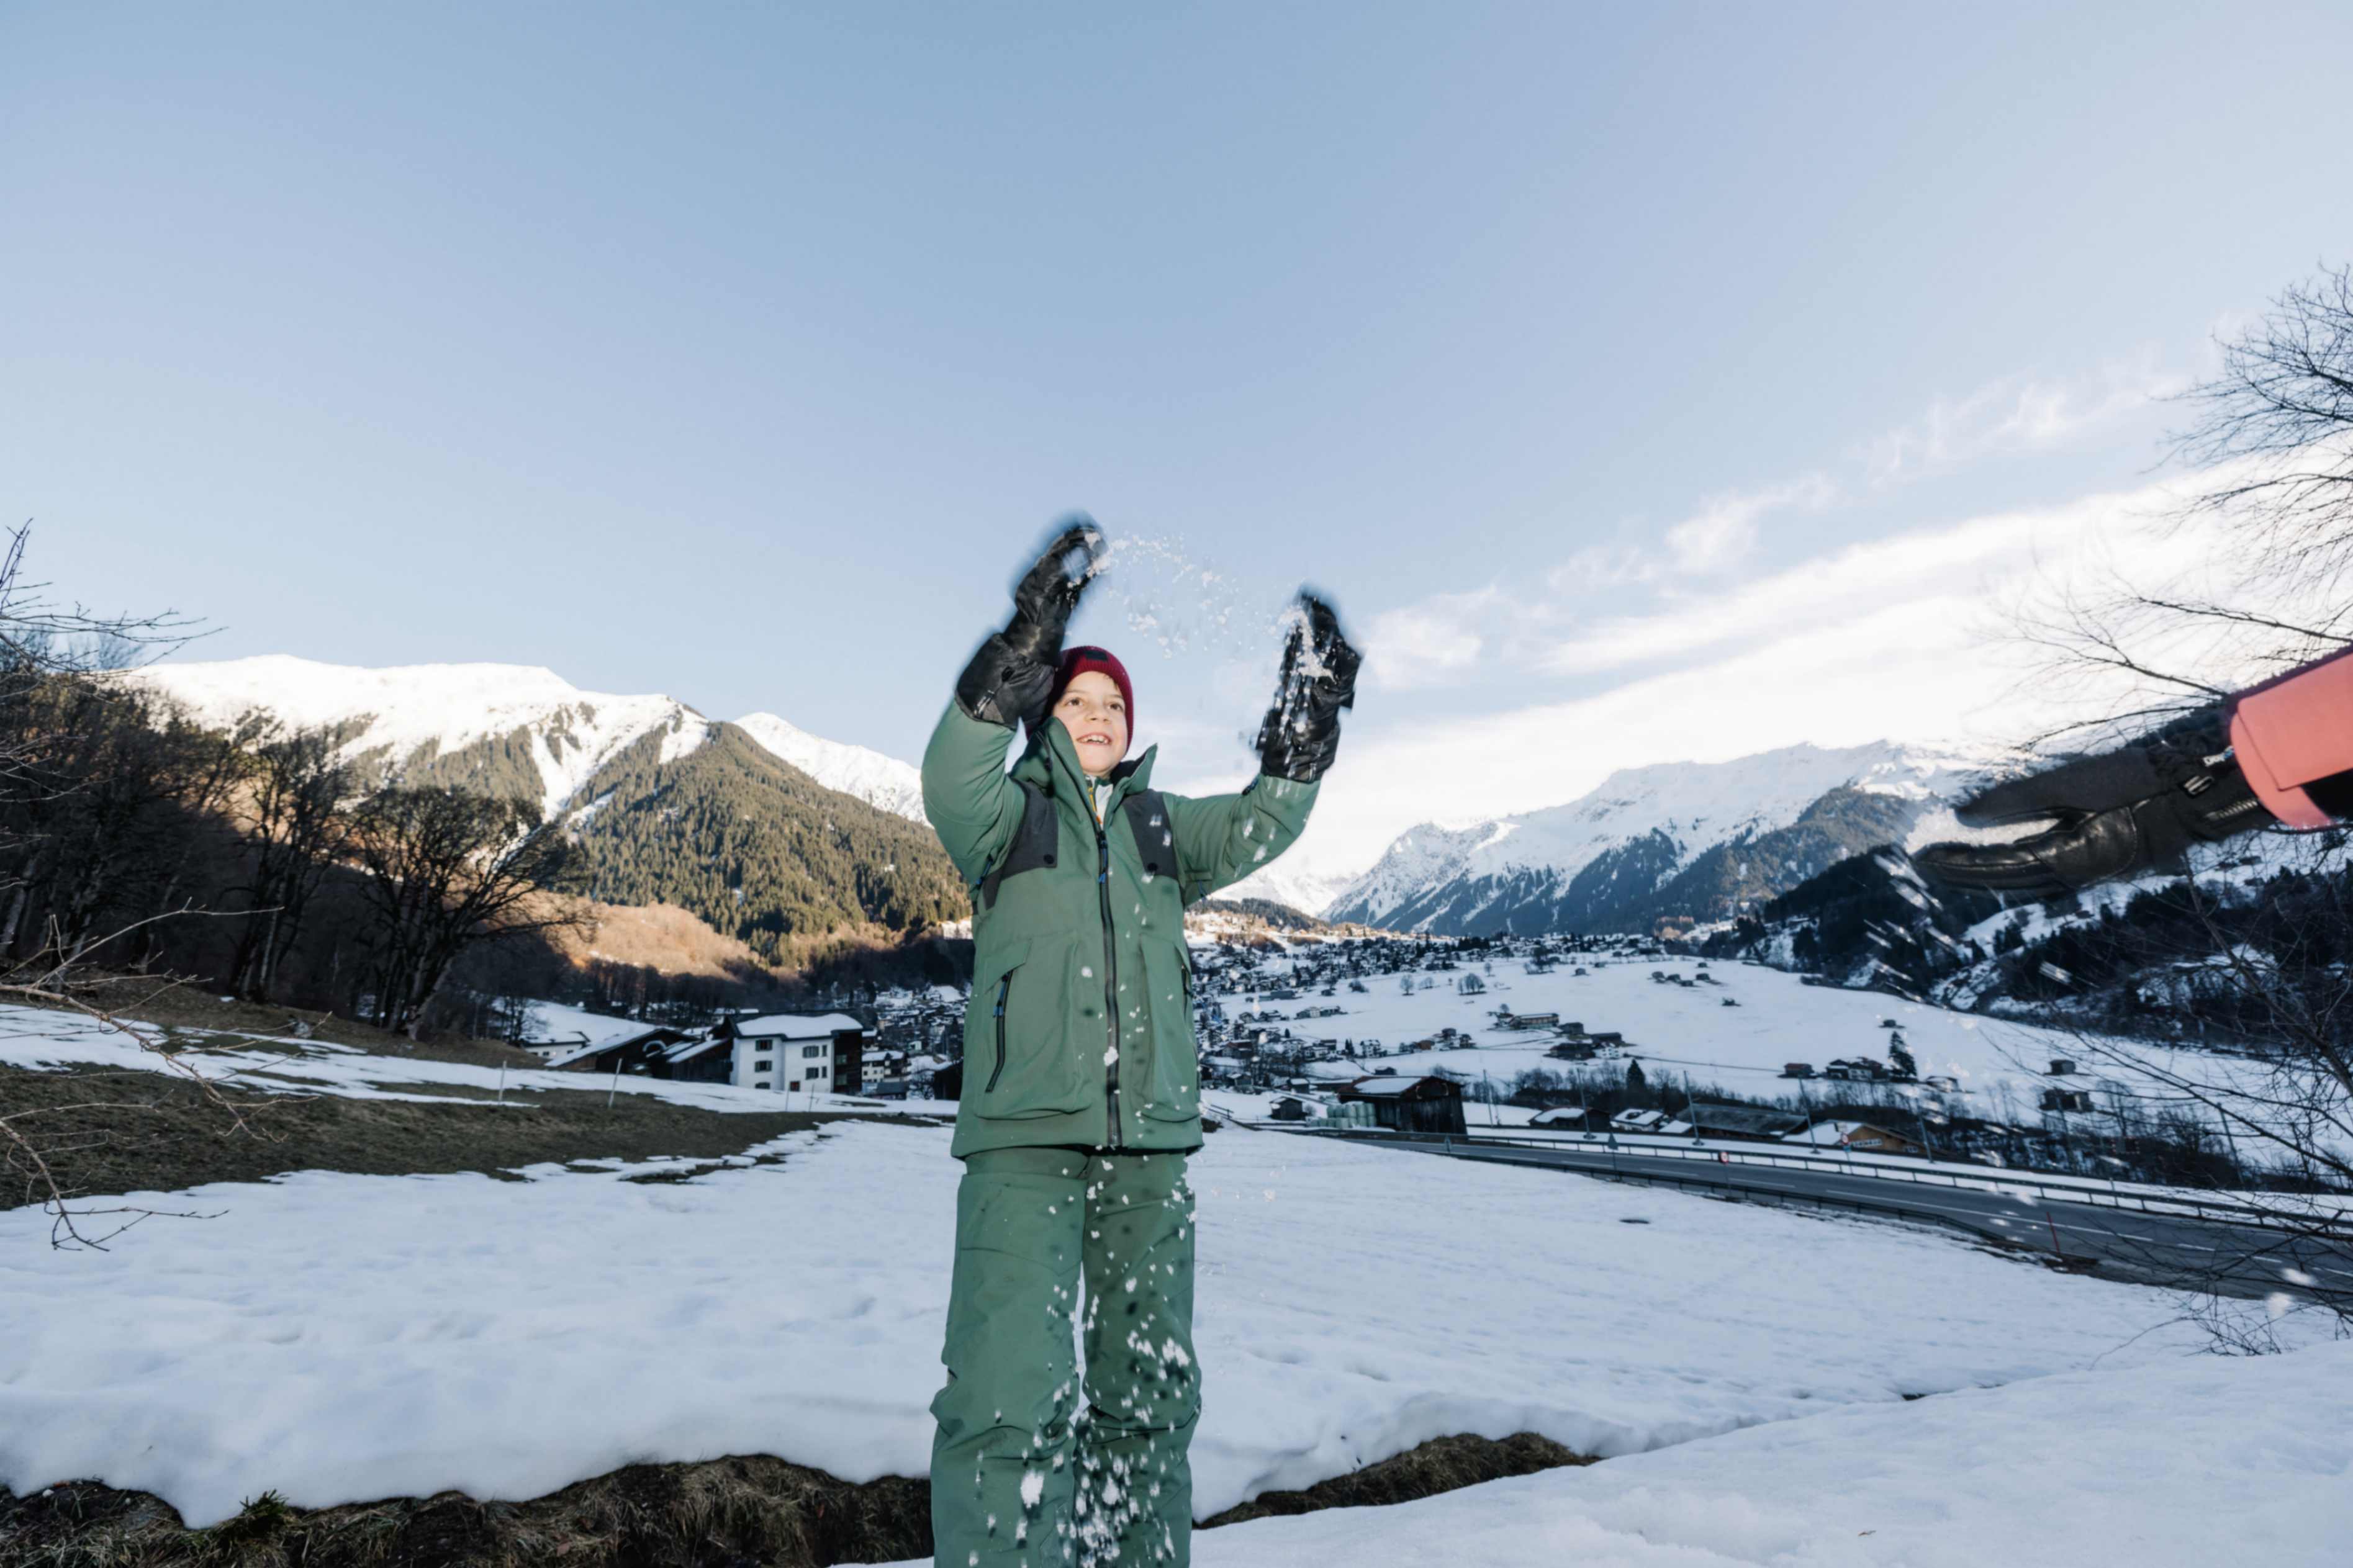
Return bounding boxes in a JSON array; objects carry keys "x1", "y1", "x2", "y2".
[
  {"x1": 734, "y1": 712, "x2": 927, "y2": 826},
  {"x1": 133, "y1": 656, "x2": 708, "y2": 819},
  {"x1": 129, "y1": 656, "x2": 929, "y2": 825},
  {"x1": 125, "y1": 656, "x2": 963, "y2": 958},
  {"x1": 1327, "y1": 741, "x2": 1985, "y2": 936},
  {"x1": 1219, "y1": 858, "x2": 1363, "y2": 921}
]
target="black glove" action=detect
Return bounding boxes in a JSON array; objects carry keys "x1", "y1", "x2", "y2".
[
  {"x1": 1255, "y1": 591, "x2": 1360, "y2": 784},
  {"x1": 1912, "y1": 706, "x2": 2274, "y2": 898},
  {"x1": 954, "y1": 518, "x2": 1105, "y2": 729}
]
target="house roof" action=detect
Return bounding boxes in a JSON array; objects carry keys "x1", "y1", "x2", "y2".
[
  {"x1": 517, "y1": 1002, "x2": 677, "y2": 1053},
  {"x1": 1339, "y1": 1075, "x2": 1457, "y2": 1098},
  {"x1": 540, "y1": 1027, "x2": 680, "y2": 1070},
  {"x1": 733, "y1": 1012, "x2": 864, "y2": 1040},
  {"x1": 662, "y1": 1035, "x2": 730, "y2": 1065},
  {"x1": 1297, "y1": 1059, "x2": 1364, "y2": 1081},
  {"x1": 1686, "y1": 1103, "x2": 1807, "y2": 1136},
  {"x1": 1783, "y1": 1119, "x2": 1915, "y2": 1146}
]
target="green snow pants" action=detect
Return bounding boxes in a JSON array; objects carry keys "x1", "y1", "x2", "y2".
[{"x1": 929, "y1": 1147, "x2": 1199, "y2": 1567}]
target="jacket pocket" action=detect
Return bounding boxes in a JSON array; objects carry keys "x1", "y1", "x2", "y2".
[
  {"x1": 969, "y1": 938, "x2": 1090, "y2": 1120},
  {"x1": 1139, "y1": 936, "x2": 1200, "y2": 1122}
]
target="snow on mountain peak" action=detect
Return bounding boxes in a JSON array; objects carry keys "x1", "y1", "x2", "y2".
[
  {"x1": 127, "y1": 656, "x2": 930, "y2": 826},
  {"x1": 1331, "y1": 739, "x2": 1980, "y2": 928},
  {"x1": 131, "y1": 656, "x2": 699, "y2": 818},
  {"x1": 731, "y1": 712, "x2": 928, "y2": 825},
  {"x1": 1486, "y1": 741, "x2": 1972, "y2": 876}
]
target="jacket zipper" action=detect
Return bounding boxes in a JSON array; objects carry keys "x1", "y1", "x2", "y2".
[
  {"x1": 987, "y1": 974, "x2": 1010, "y2": 1094},
  {"x1": 1096, "y1": 816, "x2": 1123, "y2": 1149}
]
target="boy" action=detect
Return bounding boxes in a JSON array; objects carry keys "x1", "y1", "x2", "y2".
[{"x1": 920, "y1": 520, "x2": 1358, "y2": 1567}]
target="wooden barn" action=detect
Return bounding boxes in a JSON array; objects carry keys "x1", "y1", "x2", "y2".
[{"x1": 1336, "y1": 1074, "x2": 1467, "y2": 1135}]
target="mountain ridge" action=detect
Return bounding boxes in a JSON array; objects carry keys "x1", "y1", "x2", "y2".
[
  {"x1": 1326, "y1": 740, "x2": 1987, "y2": 935},
  {"x1": 129, "y1": 656, "x2": 964, "y2": 960},
  {"x1": 130, "y1": 656, "x2": 929, "y2": 825}
]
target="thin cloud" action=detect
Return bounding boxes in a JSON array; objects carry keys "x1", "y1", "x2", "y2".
[
  {"x1": 1663, "y1": 472, "x2": 1838, "y2": 573},
  {"x1": 1363, "y1": 587, "x2": 1499, "y2": 690},
  {"x1": 1351, "y1": 351, "x2": 2189, "y2": 696},
  {"x1": 1857, "y1": 356, "x2": 2188, "y2": 485}
]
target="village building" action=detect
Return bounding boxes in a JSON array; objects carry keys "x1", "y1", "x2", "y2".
[
  {"x1": 1783, "y1": 1119, "x2": 1928, "y2": 1156},
  {"x1": 727, "y1": 1012, "x2": 867, "y2": 1096},
  {"x1": 1682, "y1": 1103, "x2": 1809, "y2": 1142},
  {"x1": 541, "y1": 1027, "x2": 695, "y2": 1078},
  {"x1": 1335, "y1": 1074, "x2": 1467, "y2": 1135},
  {"x1": 516, "y1": 1004, "x2": 690, "y2": 1066}
]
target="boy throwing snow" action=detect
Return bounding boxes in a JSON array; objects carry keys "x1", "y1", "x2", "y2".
[{"x1": 920, "y1": 520, "x2": 1359, "y2": 1567}]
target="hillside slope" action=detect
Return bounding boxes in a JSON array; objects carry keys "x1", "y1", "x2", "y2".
[{"x1": 564, "y1": 725, "x2": 964, "y2": 958}]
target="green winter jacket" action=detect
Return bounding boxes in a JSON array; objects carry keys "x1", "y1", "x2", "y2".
[{"x1": 920, "y1": 704, "x2": 1319, "y2": 1158}]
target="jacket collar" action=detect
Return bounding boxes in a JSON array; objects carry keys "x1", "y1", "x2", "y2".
[{"x1": 1012, "y1": 722, "x2": 1158, "y2": 808}]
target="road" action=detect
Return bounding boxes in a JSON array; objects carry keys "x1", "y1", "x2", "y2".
[{"x1": 1302, "y1": 1129, "x2": 2353, "y2": 1302}]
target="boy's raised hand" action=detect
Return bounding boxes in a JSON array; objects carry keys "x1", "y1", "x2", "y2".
[
  {"x1": 1006, "y1": 519, "x2": 1106, "y2": 663},
  {"x1": 954, "y1": 516, "x2": 1107, "y2": 730},
  {"x1": 1255, "y1": 590, "x2": 1360, "y2": 783}
]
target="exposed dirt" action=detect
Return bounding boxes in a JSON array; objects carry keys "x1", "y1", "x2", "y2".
[
  {"x1": 0, "y1": 1431, "x2": 1595, "y2": 1568},
  {"x1": 1, "y1": 1065, "x2": 943, "y2": 1209},
  {"x1": 1196, "y1": 1430, "x2": 1594, "y2": 1526}
]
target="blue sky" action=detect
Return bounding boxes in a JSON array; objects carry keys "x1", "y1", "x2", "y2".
[{"x1": 7, "y1": 2, "x2": 2352, "y2": 876}]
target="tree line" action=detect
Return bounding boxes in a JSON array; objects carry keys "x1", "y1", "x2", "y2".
[{"x1": 0, "y1": 600, "x2": 583, "y2": 1039}]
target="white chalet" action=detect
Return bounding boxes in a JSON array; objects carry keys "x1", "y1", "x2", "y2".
[{"x1": 729, "y1": 1012, "x2": 866, "y2": 1096}]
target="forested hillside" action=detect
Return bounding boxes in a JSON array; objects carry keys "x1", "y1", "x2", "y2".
[{"x1": 565, "y1": 724, "x2": 965, "y2": 960}]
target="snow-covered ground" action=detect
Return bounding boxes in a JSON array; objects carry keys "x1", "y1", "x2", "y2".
[
  {"x1": 2, "y1": 1107, "x2": 2315, "y2": 1541},
  {"x1": 9, "y1": 989, "x2": 2342, "y2": 1561},
  {"x1": 1064, "y1": 1342, "x2": 2353, "y2": 1567},
  {"x1": 0, "y1": 1003, "x2": 947, "y2": 1117}
]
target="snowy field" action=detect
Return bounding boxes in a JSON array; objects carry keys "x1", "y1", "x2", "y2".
[
  {"x1": 1024, "y1": 1343, "x2": 2353, "y2": 1567},
  {"x1": 7, "y1": 993, "x2": 2345, "y2": 1562},
  {"x1": 1201, "y1": 948, "x2": 2264, "y2": 1134},
  {"x1": 3, "y1": 1107, "x2": 2322, "y2": 1549}
]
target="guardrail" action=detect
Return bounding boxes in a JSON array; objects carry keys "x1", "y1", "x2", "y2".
[
  {"x1": 1261, "y1": 1124, "x2": 2353, "y2": 1238},
  {"x1": 1396, "y1": 1137, "x2": 2095, "y2": 1261}
]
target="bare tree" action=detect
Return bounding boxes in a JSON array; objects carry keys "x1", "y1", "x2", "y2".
[
  {"x1": 2172, "y1": 263, "x2": 2353, "y2": 588},
  {"x1": 225, "y1": 719, "x2": 353, "y2": 1001},
  {"x1": 346, "y1": 786, "x2": 585, "y2": 1037},
  {"x1": 1970, "y1": 268, "x2": 2353, "y2": 1335},
  {"x1": 0, "y1": 524, "x2": 269, "y2": 1249},
  {"x1": 2007, "y1": 263, "x2": 2353, "y2": 741}
]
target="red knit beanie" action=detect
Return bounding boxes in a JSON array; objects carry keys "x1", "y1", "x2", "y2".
[{"x1": 1032, "y1": 645, "x2": 1135, "y2": 751}]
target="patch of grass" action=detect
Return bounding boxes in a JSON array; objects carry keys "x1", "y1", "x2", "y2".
[
  {"x1": 24, "y1": 976, "x2": 530, "y2": 1065},
  {"x1": 623, "y1": 1150, "x2": 797, "y2": 1185},
  {"x1": 197, "y1": 1492, "x2": 292, "y2": 1557},
  {"x1": 1, "y1": 1064, "x2": 872, "y2": 1207},
  {"x1": 0, "y1": 1458, "x2": 931, "y2": 1568}
]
